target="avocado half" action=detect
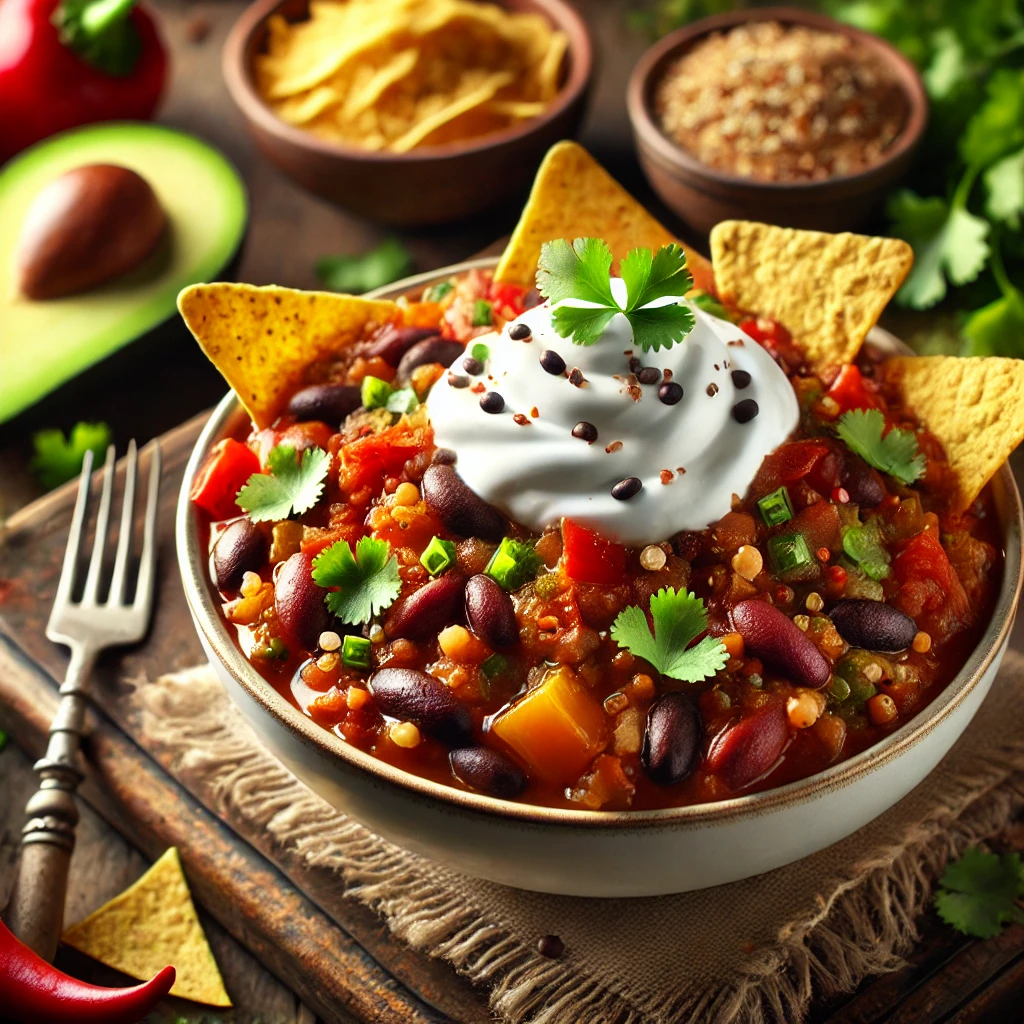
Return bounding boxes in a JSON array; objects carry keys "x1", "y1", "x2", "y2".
[{"x1": 0, "y1": 122, "x2": 247, "y2": 424}]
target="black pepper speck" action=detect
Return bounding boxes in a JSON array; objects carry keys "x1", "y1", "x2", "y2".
[
  {"x1": 540, "y1": 350, "x2": 566, "y2": 375},
  {"x1": 509, "y1": 322, "x2": 532, "y2": 340},
  {"x1": 611, "y1": 477, "x2": 642, "y2": 500},
  {"x1": 732, "y1": 398, "x2": 759, "y2": 423},
  {"x1": 731, "y1": 369, "x2": 752, "y2": 389},
  {"x1": 658, "y1": 381, "x2": 683, "y2": 405},
  {"x1": 480, "y1": 392, "x2": 505, "y2": 414}
]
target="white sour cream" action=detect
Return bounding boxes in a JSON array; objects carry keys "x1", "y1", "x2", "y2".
[{"x1": 427, "y1": 281, "x2": 799, "y2": 545}]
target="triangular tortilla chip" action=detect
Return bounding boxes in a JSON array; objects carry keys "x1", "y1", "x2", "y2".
[
  {"x1": 178, "y1": 283, "x2": 398, "y2": 429},
  {"x1": 494, "y1": 140, "x2": 713, "y2": 292},
  {"x1": 62, "y1": 848, "x2": 231, "y2": 1007},
  {"x1": 882, "y1": 355, "x2": 1024, "y2": 511},
  {"x1": 709, "y1": 220, "x2": 913, "y2": 374}
]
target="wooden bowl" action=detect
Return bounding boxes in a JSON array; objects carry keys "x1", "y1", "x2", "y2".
[
  {"x1": 626, "y1": 6, "x2": 928, "y2": 237},
  {"x1": 223, "y1": 0, "x2": 592, "y2": 226}
]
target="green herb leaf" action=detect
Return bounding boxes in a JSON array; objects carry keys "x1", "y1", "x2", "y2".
[
  {"x1": 625, "y1": 302, "x2": 696, "y2": 353},
  {"x1": 621, "y1": 243, "x2": 693, "y2": 308},
  {"x1": 963, "y1": 288, "x2": 1024, "y2": 357},
  {"x1": 889, "y1": 190, "x2": 990, "y2": 309},
  {"x1": 472, "y1": 299, "x2": 493, "y2": 327},
  {"x1": 611, "y1": 587, "x2": 728, "y2": 683},
  {"x1": 934, "y1": 847, "x2": 1024, "y2": 939},
  {"x1": 536, "y1": 237, "x2": 616, "y2": 306},
  {"x1": 315, "y1": 238, "x2": 414, "y2": 294},
  {"x1": 31, "y1": 422, "x2": 112, "y2": 491},
  {"x1": 385, "y1": 387, "x2": 419, "y2": 414},
  {"x1": 485, "y1": 537, "x2": 544, "y2": 590},
  {"x1": 960, "y1": 68, "x2": 1024, "y2": 171},
  {"x1": 550, "y1": 304, "x2": 619, "y2": 346},
  {"x1": 690, "y1": 289, "x2": 735, "y2": 322},
  {"x1": 311, "y1": 536, "x2": 401, "y2": 624},
  {"x1": 922, "y1": 28, "x2": 966, "y2": 101},
  {"x1": 236, "y1": 445, "x2": 330, "y2": 522},
  {"x1": 985, "y1": 147, "x2": 1024, "y2": 229},
  {"x1": 836, "y1": 409, "x2": 926, "y2": 485},
  {"x1": 0, "y1": 727, "x2": 7, "y2": 753}
]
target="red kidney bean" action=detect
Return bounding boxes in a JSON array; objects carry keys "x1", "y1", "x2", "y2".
[
  {"x1": 829, "y1": 599, "x2": 916, "y2": 652},
  {"x1": 707, "y1": 703, "x2": 788, "y2": 791},
  {"x1": 841, "y1": 456, "x2": 886, "y2": 507},
  {"x1": 212, "y1": 518, "x2": 268, "y2": 592},
  {"x1": 642, "y1": 691, "x2": 701, "y2": 785},
  {"x1": 274, "y1": 551, "x2": 330, "y2": 650},
  {"x1": 449, "y1": 746, "x2": 526, "y2": 798},
  {"x1": 731, "y1": 599, "x2": 831, "y2": 689},
  {"x1": 465, "y1": 574, "x2": 518, "y2": 647},
  {"x1": 366, "y1": 325, "x2": 440, "y2": 365},
  {"x1": 369, "y1": 668, "x2": 472, "y2": 746},
  {"x1": 396, "y1": 338, "x2": 465, "y2": 384},
  {"x1": 287, "y1": 383, "x2": 361, "y2": 425},
  {"x1": 422, "y1": 464, "x2": 506, "y2": 541},
  {"x1": 384, "y1": 571, "x2": 465, "y2": 641}
]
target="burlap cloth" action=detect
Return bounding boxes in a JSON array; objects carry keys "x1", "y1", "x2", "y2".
[{"x1": 136, "y1": 650, "x2": 1024, "y2": 1024}]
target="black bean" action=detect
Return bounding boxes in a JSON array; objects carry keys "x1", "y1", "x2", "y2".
[
  {"x1": 731, "y1": 369, "x2": 752, "y2": 389},
  {"x1": 286, "y1": 383, "x2": 361, "y2": 425},
  {"x1": 540, "y1": 350, "x2": 566, "y2": 375},
  {"x1": 480, "y1": 392, "x2": 504, "y2": 414},
  {"x1": 422, "y1": 464, "x2": 506, "y2": 540},
  {"x1": 829, "y1": 599, "x2": 917, "y2": 653},
  {"x1": 658, "y1": 381, "x2": 683, "y2": 405},
  {"x1": 432, "y1": 447, "x2": 457, "y2": 465},
  {"x1": 395, "y1": 338, "x2": 464, "y2": 384},
  {"x1": 732, "y1": 399, "x2": 759, "y2": 423},
  {"x1": 450, "y1": 746, "x2": 525, "y2": 798},
  {"x1": 465, "y1": 574, "x2": 518, "y2": 647},
  {"x1": 642, "y1": 692, "x2": 701, "y2": 785},
  {"x1": 366, "y1": 326, "x2": 440, "y2": 365},
  {"x1": 537, "y1": 935, "x2": 564, "y2": 959},
  {"x1": 212, "y1": 518, "x2": 268, "y2": 592},
  {"x1": 509, "y1": 323, "x2": 531, "y2": 341},
  {"x1": 384, "y1": 572, "x2": 466, "y2": 641},
  {"x1": 572, "y1": 421, "x2": 598, "y2": 443},
  {"x1": 611, "y1": 477, "x2": 642, "y2": 500},
  {"x1": 628, "y1": 356, "x2": 642, "y2": 373},
  {"x1": 637, "y1": 366, "x2": 661, "y2": 385},
  {"x1": 462, "y1": 356, "x2": 485, "y2": 376},
  {"x1": 274, "y1": 552, "x2": 330, "y2": 650},
  {"x1": 447, "y1": 373, "x2": 470, "y2": 389},
  {"x1": 841, "y1": 456, "x2": 886, "y2": 507},
  {"x1": 368, "y1": 668, "x2": 472, "y2": 746}
]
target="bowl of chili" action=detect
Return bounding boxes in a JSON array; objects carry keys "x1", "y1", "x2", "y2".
[{"x1": 176, "y1": 255, "x2": 1023, "y2": 897}]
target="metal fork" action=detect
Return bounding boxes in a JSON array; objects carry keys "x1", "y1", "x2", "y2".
[{"x1": 3, "y1": 440, "x2": 161, "y2": 961}]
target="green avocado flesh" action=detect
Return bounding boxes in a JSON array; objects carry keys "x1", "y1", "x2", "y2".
[{"x1": 0, "y1": 122, "x2": 247, "y2": 423}]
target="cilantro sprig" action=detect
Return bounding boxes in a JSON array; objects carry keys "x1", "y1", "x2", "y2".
[
  {"x1": 236, "y1": 444, "x2": 330, "y2": 522},
  {"x1": 835, "y1": 409, "x2": 925, "y2": 486},
  {"x1": 610, "y1": 587, "x2": 728, "y2": 683},
  {"x1": 934, "y1": 846, "x2": 1024, "y2": 939},
  {"x1": 311, "y1": 536, "x2": 401, "y2": 624},
  {"x1": 536, "y1": 238, "x2": 695, "y2": 351}
]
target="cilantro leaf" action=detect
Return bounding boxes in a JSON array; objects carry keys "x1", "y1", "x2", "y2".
[
  {"x1": 621, "y1": 243, "x2": 693, "y2": 309},
  {"x1": 836, "y1": 409, "x2": 925, "y2": 485},
  {"x1": 611, "y1": 587, "x2": 728, "y2": 683},
  {"x1": 626, "y1": 302, "x2": 696, "y2": 354},
  {"x1": 985, "y1": 147, "x2": 1024, "y2": 229},
  {"x1": 960, "y1": 69, "x2": 1024, "y2": 171},
  {"x1": 311, "y1": 536, "x2": 401, "y2": 624},
  {"x1": 0, "y1": 727, "x2": 7, "y2": 753},
  {"x1": 537, "y1": 238, "x2": 616, "y2": 306},
  {"x1": 922, "y1": 28, "x2": 966, "y2": 101},
  {"x1": 934, "y1": 847, "x2": 1024, "y2": 939},
  {"x1": 31, "y1": 422, "x2": 112, "y2": 491},
  {"x1": 315, "y1": 238, "x2": 414, "y2": 294},
  {"x1": 551, "y1": 304, "x2": 619, "y2": 346},
  {"x1": 889, "y1": 190, "x2": 990, "y2": 309},
  {"x1": 236, "y1": 445, "x2": 330, "y2": 523},
  {"x1": 963, "y1": 288, "x2": 1024, "y2": 357}
]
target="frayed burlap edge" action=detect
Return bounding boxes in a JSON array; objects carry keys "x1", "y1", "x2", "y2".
[{"x1": 136, "y1": 666, "x2": 1024, "y2": 1024}]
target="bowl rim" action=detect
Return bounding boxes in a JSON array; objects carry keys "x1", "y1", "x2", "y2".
[
  {"x1": 222, "y1": 0, "x2": 593, "y2": 164},
  {"x1": 625, "y1": 4, "x2": 929, "y2": 195},
  {"x1": 176, "y1": 256, "x2": 1024, "y2": 831}
]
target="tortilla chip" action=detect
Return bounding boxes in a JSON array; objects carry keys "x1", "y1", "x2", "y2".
[
  {"x1": 178, "y1": 283, "x2": 398, "y2": 429},
  {"x1": 882, "y1": 355, "x2": 1024, "y2": 511},
  {"x1": 709, "y1": 220, "x2": 913, "y2": 374},
  {"x1": 62, "y1": 848, "x2": 231, "y2": 1007},
  {"x1": 494, "y1": 141, "x2": 713, "y2": 292}
]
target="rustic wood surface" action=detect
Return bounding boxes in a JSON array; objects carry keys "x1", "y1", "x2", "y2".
[{"x1": 0, "y1": 1, "x2": 1022, "y2": 1021}]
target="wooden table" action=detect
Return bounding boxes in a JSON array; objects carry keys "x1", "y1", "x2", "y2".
[{"x1": 0, "y1": 2, "x2": 1022, "y2": 1022}]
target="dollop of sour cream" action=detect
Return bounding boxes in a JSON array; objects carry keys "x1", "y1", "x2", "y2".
[{"x1": 427, "y1": 280, "x2": 799, "y2": 545}]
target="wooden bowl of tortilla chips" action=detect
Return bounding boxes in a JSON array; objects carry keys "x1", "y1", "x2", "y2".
[{"x1": 223, "y1": 0, "x2": 592, "y2": 225}]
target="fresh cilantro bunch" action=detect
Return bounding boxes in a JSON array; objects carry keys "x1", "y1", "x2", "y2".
[
  {"x1": 611, "y1": 587, "x2": 728, "y2": 683},
  {"x1": 31, "y1": 421, "x2": 112, "y2": 491},
  {"x1": 311, "y1": 536, "x2": 401, "y2": 624},
  {"x1": 836, "y1": 409, "x2": 925, "y2": 485},
  {"x1": 536, "y1": 238, "x2": 695, "y2": 351},
  {"x1": 236, "y1": 445, "x2": 330, "y2": 522},
  {"x1": 934, "y1": 846, "x2": 1024, "y2": 939}
]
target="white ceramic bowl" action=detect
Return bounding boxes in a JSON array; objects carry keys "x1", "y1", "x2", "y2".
[{"x1": 176, "y1": 259, "x2": 1024, "y2": 896}]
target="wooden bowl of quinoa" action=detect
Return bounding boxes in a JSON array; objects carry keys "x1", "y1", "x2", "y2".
[{"x1": 626, "y1": 6, "x2": 927, "y2": 237}]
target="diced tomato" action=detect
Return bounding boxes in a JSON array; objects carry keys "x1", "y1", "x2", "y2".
[
  {"x1": 489, "y1": 281, "x2": 528, "y2": 320},
  {"x1": 784, "y1": 500, "x2": 842, "y2": 553},
  {"x1": 338, "y1": 421, "x2": 431, "y2": 501},
  {"x1": 892, "y1": 531, "x2": 971, "y2": 640},
  {"x1": 739, "y1": 317, "x2": 803, "y2": 371},
  {"x1": 826, "y1": 365, "x2": 878, "y2": 414},
  {"x1": 753, "y1": 439, "x2": 830, "y2": 496},
  {"x1": 190, "y1": 439, "x2": 260, "y2": 520},
  {"x1": 561, "y1": 518, "x2": 628, "y2": 585},
  {"x1": 805, "y1": 449, "x2": 842, "y2": 496}
]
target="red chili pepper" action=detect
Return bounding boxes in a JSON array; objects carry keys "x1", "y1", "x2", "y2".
[
  {"x1": 0, "y1": 919, "x2": 174, "y2": 1024},
  {"x1": 561, "y1": 517, "x2": 628, "y2": 585},
  {"x1": 190, "y1": 438, "x2": 261, "y2": 520},
  {"x1": 0, "y1": 0, "x2": 167, "y2": 164}
]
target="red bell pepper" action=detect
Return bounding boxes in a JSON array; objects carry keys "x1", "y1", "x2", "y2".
[
  {"x1": 0, "y1": 919, "x2": 174, "y2": 1024},
  {"x1": 190, "y1": 438, "x2": 261, "y2": 521},
  {"x1": 0, "y1": 0, "x2": 167, "y2": 164},
  {"x1": 561, "y1": 518, "x2": 628, "y2": 586}
]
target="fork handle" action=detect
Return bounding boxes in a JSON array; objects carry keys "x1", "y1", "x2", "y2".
[{"x1": 3, "y1": 648, "x2": 94, "y2": 961}]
